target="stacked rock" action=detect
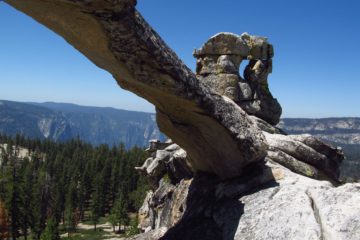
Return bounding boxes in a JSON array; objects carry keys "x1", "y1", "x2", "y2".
[
  {"x1": 135, "y1": 139, "x2": 193, "y2": 188},
  {"x1": 194, "y1": 32, "x2": 282, "y2": 125}
]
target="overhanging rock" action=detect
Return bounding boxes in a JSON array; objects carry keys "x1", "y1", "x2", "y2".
[{"x1": 5, "y1": 0, "x2": 269, "y2": 179}]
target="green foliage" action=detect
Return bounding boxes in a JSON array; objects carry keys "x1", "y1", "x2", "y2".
[
  {"x1": 0, "y1": 134, "x2": 149, "y2": 239},
  {"x1": 125, "y1": 217, "x2": 140, "y2": 237},
  {"x1": 40, "y1": 217, "x2": 60, "y2": 240},
  {"x1": 111, "y1": 194, "x2": 129, "y2": 230},
  {"x1": 90, "y1": 186, "x2": 102, "y2": 231},
  {"x1": 108, "y1": 214, "x2": 117, "y2": 232},
  {"x1": 162, "y1": 173, "x2": 171, "y2": 184}
]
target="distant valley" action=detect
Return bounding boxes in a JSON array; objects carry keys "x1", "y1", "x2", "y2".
[
  {"x1": 0, "y1": 100, "x2": 359, "y2": 178},
  {"x1": 0, "y1": 100, "x2": 165, "y2": 148},
  {"x1": 278, "y1": 118, "x2": 360, "y2": 145}
]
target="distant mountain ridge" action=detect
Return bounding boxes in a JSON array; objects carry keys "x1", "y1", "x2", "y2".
[
  {"x1": 0, "y1": 100, "x2": 164, "y2": 148},
  {"x1": 1, "y1": 99, "x2": 360, "y2": 148},
  {"x1": 278, "y1": 118, "x2": 360, "y2": 145}
]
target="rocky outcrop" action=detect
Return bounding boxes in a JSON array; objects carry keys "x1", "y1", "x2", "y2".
[
  {"x1": 265, "y1": 132, "x2": 344, "y2": 181},
  {"x1": 135, "y1": 139, "x2": 193, "y2": 187},
  {"x1": 133, "y1": 158, "x2": 360, "y2": 240},
  {"x1": 194, "y1": 33, "x2": 282, "y2": 125},
  {"x1": 5, "y1": 0, "x2": 269, "y2": 180}
]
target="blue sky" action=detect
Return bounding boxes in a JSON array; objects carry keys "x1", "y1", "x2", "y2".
[{"x1": 0, "y1": 0, "x2": 359, "y2": 117}]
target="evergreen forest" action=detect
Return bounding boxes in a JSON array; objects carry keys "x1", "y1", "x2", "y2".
[{"x1": 0, "y1": 134, "x2": 149, "y2": 239}]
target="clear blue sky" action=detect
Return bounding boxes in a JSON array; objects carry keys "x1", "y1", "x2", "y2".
[{"x1": 0, "y1": 0, "x2": 359, "y2": 117}]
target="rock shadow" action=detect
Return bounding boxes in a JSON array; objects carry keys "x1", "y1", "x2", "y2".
[{"x1": 160, "y1": 161, "x2": 279, "y2": 240}]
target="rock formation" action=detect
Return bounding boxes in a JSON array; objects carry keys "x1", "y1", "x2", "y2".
[
  {"x1": 135, "y1": 139, "x2": 193, "y2": 188},
  {"x1": 132, "y1": 141, "x2": 358, "y2": 240},
  {"x1": 4, "y1": 1, "x2": 360, "y2": 239},
  {"x1": 194, "y1": 32, "x2": 281, "y2": 125},
  {"x1": 5, "y1": 0, "x2": 269, "y2": 180}
]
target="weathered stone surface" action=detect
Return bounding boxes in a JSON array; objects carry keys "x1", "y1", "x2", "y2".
[
  {"x1": 194, "y1": 32, "x2": 282, "y2": 125},
  {"x1": 238, "y1": 82, "x2": 253, "y2": 100},
  {"x1": 307, "y1": 183, "x2": 360, "y2": 240},
  {"x1": 138, "y1": 190, "x2": 155, "y2": 231},
  {"x1": 249, "y1": 115, "x2": 284, "y2": 134},
  {"x1": 136, "y1": 141, "x2": 193, "y2": 187},
  {"x1": 264, "y1": 132, "x2": 344, "y2": 181},
  {"x1": 147, "y1": 139, "x2": 171, "y2": 152},
  {"x1": 136, "y1": 178, "x2": 191, "y2": 236},
  {"x1": 267, "y1": 150, "x2": 319, "y2": 178},
  {"x1": 166, "y1": 147, "x2": 193, "y2": 184},
  {"x1": 242, "y1": 59, "x2": 282, "y2": 125},
  {"x1": 135, "y1": 160, "x2": 360, "y2": 240},
  {"x1": 128, "y1": 227, "x2": 168, "y2": 240},
  {"x1": 5, "y1": 0, "x2": 268, "y2": 180},
  {"x1": 193, "y1": 32, "x2": 273, "y2": 60}
]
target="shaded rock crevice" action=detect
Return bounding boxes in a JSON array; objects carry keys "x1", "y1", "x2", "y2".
[{"x1": 305, "y1": 190, "x2": 325, "y2": 240}]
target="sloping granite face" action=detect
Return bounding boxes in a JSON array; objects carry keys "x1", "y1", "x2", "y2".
[
  {"x1": 132, "y1": 159, "x2": 360, "y2": 240},
  {"x1": 5, "y1": 0, "x2": 268, "y2": 179},
  {"x1": 133, "y1": 137, "x2": 346, "y2": 239}
]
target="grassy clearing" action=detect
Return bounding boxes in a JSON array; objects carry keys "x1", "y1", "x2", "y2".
[
  {"x1": 18, "y1": 214, "x2": 139, "y2": 239},
  {"x1": 61, "y1": 228, "x2": 120, "y2": 240}
]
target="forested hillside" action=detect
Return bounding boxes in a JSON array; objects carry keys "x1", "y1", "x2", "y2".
[
  {"x1": 0, "y1": 134, "x2": 149, "y2": 239},
  {"x1": 0, "y1": 100, "x2": 164, "y2": 148}
]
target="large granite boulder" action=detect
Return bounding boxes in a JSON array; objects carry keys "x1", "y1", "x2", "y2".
[
  {"x1": 132, "y1": 160, "x2": 360, "y2": 240},
  {"x1": 133, "y1": 136, "x2": 349, "y2": 239}
]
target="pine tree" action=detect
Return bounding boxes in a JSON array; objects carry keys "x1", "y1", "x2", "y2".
[
  {"x1": 126, "y1": 217, "x2": 140, "y2": 237},
  {"x1": 40, "y1": 217, "x2": 60, "y2": 240},
  {"x1": 0, "y1": 199, "x2": 9, "y2": 240},
  {"x1": 111, "y1": 194, "x2": 129, "y2": 232},
  {"x1": 64, "y1": 181, "x2": 78, "y2": 233},
  {"x1": 90, "y1": 180, "x2": 102, "y2": 231},
  {"x1": 0, "y1": 135, "x2": 150, "y2": 238},
  {"x1": 17, "y1": 159, "x2": 33, "y2": 240},
  {"x1": 30, "y1": 171, "x2": 50, "y2": 240},
  {"x1": 5, "y1": 160, "x2": 24, "y2": 240},
  {"x1": 108, "y1": 213, "x2": 117, "y2": 233}
]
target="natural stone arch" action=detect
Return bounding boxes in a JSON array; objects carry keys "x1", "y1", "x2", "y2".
[
  {"x1": 4, "y1": 0, "x2": 344, "y2": 183},
  {"x1": 4, "y1": 0, "x2": 270, "y2": 179},
  {"x1": 193, "y1": 32, "x2": 281, "y2": 125}
]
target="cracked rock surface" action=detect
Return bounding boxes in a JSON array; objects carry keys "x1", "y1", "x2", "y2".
[{"x1": 133, "y1": 159, "x2": 360, "y2": 240}]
